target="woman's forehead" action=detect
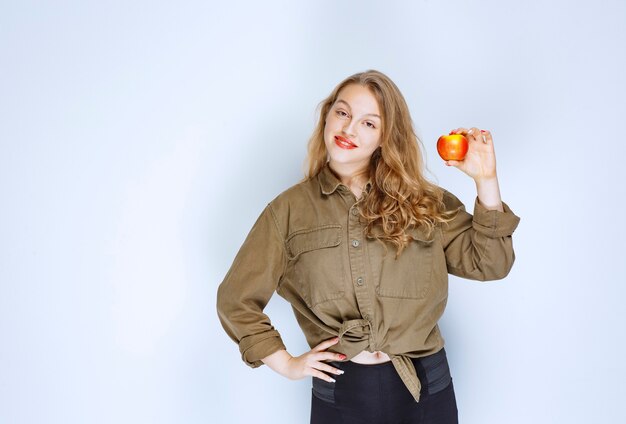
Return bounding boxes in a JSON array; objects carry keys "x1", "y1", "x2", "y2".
[{"x1": 334, "y1": 85, "x2": 381, "y2": 117}]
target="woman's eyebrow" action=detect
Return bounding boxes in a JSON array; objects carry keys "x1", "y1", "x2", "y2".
[{"x1": 336, "y1": 99, "x2": 381, "y2": 119}]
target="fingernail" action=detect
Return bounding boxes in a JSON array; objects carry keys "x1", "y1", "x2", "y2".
[
  {"x1": 450, "y1": 130, "x2": 456, "y2": 134},
  {"x1": 330, "y1": 378, "x2": 336, "y2": 383},
  {"x1": 338, "y1": 370, "x2": 345, "y2": 375},
  {"x1": 481, "y1": 130, "x2": 487, "y2": 133},
  {"x1": 339, "y1": 354, "x2": 347, "y2": 359}
]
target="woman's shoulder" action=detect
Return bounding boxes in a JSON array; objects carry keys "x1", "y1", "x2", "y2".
[
  {"x1": 439, "y1": 187, "x2": 464, "y2": 208},
  {"x1": 419, "y1": 180, "x2": 459, "y2": 206},
  {"x1": 266, "y1": 176, "x2": 320, "y2": 212},
  {"x1": 424, "y1": 184, "x2": 467, "y2": 214},
  {"x1": 261, "y1": 177, "x2": 322, "y2": 237}
]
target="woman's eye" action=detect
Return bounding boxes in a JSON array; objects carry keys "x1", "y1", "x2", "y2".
[
  {"x1": 366, "y1": 122, "x2": 376, "y2": 129},
  {"x1": 336, "y1": 110, "x2": 348, "y2": 117}
]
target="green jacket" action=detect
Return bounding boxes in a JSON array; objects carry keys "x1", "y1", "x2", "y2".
[{"x1": 216, "y1": 162, "x2": 521, "y2": 402}]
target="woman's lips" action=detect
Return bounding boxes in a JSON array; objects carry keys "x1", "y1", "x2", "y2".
[{"x1": 335, "y1": 135, "x2": 357, "y2": 149}]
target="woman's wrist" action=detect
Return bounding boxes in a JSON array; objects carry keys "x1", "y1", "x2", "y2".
[
  {"x1": 261, "y1": 349, "x2": 293, "y2": 375},
  {"x1": 474, "y1": 176, "x2": 504, "y2": 212}
]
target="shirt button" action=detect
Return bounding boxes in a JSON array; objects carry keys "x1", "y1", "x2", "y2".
[
  {"x1": 351, "y1": 208, "x2": 359, "y2": 216},
  {"x1": 351, "y1": 239, "x2": 360, "y2": 248},
  {"x1": 356, "y1": 277, "x2": 364, "y2": 286}
]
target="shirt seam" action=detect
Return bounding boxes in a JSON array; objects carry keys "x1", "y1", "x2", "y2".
[{"x1": 267, "y1": 202, "x2": 289, "y2": 290}]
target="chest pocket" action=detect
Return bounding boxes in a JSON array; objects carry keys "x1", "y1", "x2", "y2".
[
  {"x1": 370, "y1": 226, "x2": 435, "y2": 300},
  {"x1": 286, "y1": 225, "x2": 345, "y2": 308}
]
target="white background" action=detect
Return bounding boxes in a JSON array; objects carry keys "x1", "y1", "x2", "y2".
[{"x1": 1, "y1": 1, "x2": 625, "y2": 423}]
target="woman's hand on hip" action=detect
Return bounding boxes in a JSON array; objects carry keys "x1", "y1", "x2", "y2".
[{"x1": 285, "y1": 337, "x2": 347, "y2": 383}]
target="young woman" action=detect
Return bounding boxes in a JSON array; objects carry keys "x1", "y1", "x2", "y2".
[{"x1": 216, "y1": 69, "x2": 520, "y2": 423}]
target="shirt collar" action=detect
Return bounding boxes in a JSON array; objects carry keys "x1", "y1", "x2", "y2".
[{"x1": 318, "y1": 161, "x2": 372, "y2": 196}]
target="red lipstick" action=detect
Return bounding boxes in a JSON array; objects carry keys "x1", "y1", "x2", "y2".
[{"x1": 335, "y1": 135, "x2": 357, "y2": 149}]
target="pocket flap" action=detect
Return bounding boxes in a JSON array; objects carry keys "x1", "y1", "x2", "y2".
[{"x1": 286, "y1": 225, "x2": 342, "y2": 260}]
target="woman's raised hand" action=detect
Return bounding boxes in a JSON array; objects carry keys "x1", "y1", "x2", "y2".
[{"x1": 445, "y1": 127, "x2": 498, "y2": 182}]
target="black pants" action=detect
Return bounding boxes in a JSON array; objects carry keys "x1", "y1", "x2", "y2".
[{"x1": 310, "y1": 348, "x2": 458, "y2": 424}]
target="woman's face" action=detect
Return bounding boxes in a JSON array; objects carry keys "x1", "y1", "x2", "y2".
[{"x1": 324, "y1": 83, "x2": 382, "y2": 174}]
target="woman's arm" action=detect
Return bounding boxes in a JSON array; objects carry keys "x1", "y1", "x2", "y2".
[
  {"x1": 440, "y1": 189, "x2": 520, "y2": 281},
  {"x1": 216, "y1": 203, "x2": 288, "y2": 368},
  {"x1": 446, "y1": 126, "x2": 505, "y2": 212},
  {"x1": 441, "y1": 126, "x2": 520, "y2": 280},
  {"x1": 475, "y1": 176, "x2": 503, "y2": 212},
  {"x1": 261, "y1": 349, "x2": 292, "y2": 371}
]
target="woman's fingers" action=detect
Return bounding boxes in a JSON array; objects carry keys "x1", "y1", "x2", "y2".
[
  {"x1": 480, "y1": 129, "x2": 493, "y2": 144},
  {"x1": 319, "y1": 350, "x2": 347, "y2": 362},
  {"x1": 451, "y1": 127, "x2": 492, "y2": 144},
  {"x1": 312, "y1": 336, "x2": 339, "y2": 352},
  {"x1": 310, "y1": 360, "x2": 344, "y2": 382},
  {"x1": 451, "y1": 127, "x2": 480, "y2": 145},
  {"x1": 312, "y1": 369, "x2": 337, "y2": 383},
  {"x1": 466, "y1": 127, "x2": 482, "y2": 143},
  {"x1": 311, "y1": 342, "x2": 346, "y2": 363},
  {"x1": 317, "y1": 361, "x2": 345, "y2": 376},
  {"x1": 308, "y1": 338, "x2": 347, "y2": 382}
]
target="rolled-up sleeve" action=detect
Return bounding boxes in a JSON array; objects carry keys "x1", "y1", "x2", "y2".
[
  {"x1": 216, "y1": 203, "x2": 288, "y2": 368},
  {"x1": 440, "y1": 190, "x2": 521, "y2": 281}
]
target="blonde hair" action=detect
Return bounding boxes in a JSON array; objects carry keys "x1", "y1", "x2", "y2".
[{"x1": 301, "y1": 69, "x2": 459, "y2": 258}]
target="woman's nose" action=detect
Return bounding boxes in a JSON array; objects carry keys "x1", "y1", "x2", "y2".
[{"x1": 342, "y1": 120, "x2": 356, "y2": 136}]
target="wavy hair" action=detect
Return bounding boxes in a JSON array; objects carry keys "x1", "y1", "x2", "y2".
[{"x1": 301, "y1": 69, "x2": 459, "y2": 258}]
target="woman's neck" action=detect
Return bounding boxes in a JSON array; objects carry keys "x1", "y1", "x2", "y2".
[{"x1": 328, "y1": 161, "x2": 369, "y2": 195}]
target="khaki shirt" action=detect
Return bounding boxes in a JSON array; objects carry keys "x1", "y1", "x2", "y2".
[{"x1": 216, "y1": 162, "x2": 521, "y2": 402}]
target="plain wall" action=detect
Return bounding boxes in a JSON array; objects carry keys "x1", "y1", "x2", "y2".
[{"x1": 1, "y1": 0, "x2": 625, "y2": 423}]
